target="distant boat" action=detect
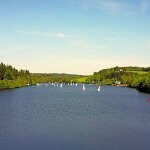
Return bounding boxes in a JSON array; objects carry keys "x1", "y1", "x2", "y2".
[
  {"x1": 75, "y1": 83, "x2": 78, "y2": 86},
  {"x1": 60, "y1": 83, "x2": 63, "y2": 88},
  {"x1": 83, "y1": 84, "x2": 85, "y2": 91},
  {"x1": 36, "y1": 83, "x2": 40, "y2": 86},
  {"x1": 53, "y1": 83, "x2": 55, "y2": 87},
  {"x1": 27, "y1": 83, "x2": 30, "y2": 86},
  {"x1": 97, "y1": 85, "x2": 101, "y2": 92},
  {"x1": 52, "y1": 83, "x2": 54, "y2": 86},
  {"x1": 46, "y1": 84, "x2": 48, "y2": 87}
]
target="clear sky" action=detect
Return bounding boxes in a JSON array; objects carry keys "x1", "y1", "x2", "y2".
[{"x1": 0, "y1": 0, "x2": 150, "y2": 75}]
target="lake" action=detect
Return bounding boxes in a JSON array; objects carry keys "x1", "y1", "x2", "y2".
[{"x1": 0, "y1": 84, "x2": 150, "y2": 150}]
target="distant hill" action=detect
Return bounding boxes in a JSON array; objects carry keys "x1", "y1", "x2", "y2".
[
  {"x1": 33, "y1": 73, "x2": 83, "y2": 78},
  {"x1": 32, "y1": 73, "x2": 87, "y2": 83}
]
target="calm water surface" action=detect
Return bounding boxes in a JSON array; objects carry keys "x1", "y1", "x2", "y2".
[{"x1": 0, "y1": 84, "x2": 150, "y2": 150}]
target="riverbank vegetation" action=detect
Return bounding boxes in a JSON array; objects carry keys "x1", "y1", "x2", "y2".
[
  {"x1": 85, "y1": 67, "x2": 150, "y2": 93},
  {"x1": 0, "y1": 63, "x2": 51, "y2": 89},
  {"x1": 0, "y1": 63, "x2": 84, "y2": 89},
  {"x1": 0, "y1": 63, "x2": 149, "y2": 93}
]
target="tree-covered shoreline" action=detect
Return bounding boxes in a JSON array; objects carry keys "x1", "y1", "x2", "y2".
[
  {"x1": 0, "y1": 63, "x2": 51, "y2": 89},
  {"x1": 0, "y1": 63, "x2": 150, "y2": 93},
  {"x1": 85, "y1": 67, "x2": 150, "y2": 93},
  {"x1": 0, "y1": 63, "x2": 84, "y2": 90}
]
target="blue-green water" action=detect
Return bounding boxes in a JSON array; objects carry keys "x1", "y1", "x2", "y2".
[{"x1": 0, "y1": 84, "x2": 150, "y2": 150}]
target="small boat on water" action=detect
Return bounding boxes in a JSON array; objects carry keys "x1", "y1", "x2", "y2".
[
  {"x1": 83, "y1": 84, "x2": 85, "y2": 91},
  {"x1": 75, "y1": 83, "x2": 78, "y2": 86},
  {"x1": 36, "y1": 83, "x2": 40, "y2": 86},
  {"x1": 97, "y1": 86, "x2": 101, "y2": 92},
  {"x1": 60, "y1": 83, "x2": 63, "y2": 88}
]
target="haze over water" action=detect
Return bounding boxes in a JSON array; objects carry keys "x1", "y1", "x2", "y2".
[{"x1": 0, "y1": 84, "x2": 150, "y2": 150}]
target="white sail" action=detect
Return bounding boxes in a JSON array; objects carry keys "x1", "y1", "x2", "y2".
[
  {"x1": 46, "y1": 84, "x2": 48, "y2": 87},
  {"x1": 97, "y1": 86, "x2": 101, "y2": 92},
  {"x1": 36, "y1": 83, "x2": 40, "y2": 86},
  {"x1": 83, "y1": 84, "x2": 85, "y2": 91},
  {"x1": 76, "y1": 83, "x2": 78, "y2": 86},
  {"x1": 60, "y1": 83, "x2": 63, "y2": 88}
]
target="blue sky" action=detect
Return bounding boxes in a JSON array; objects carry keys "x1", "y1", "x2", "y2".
[{"x1": 0, "y1": 0, "x2": 150, "y2": 74}]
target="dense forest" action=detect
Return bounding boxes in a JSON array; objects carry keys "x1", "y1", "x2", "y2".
[
  {"x1": 0, "y1": 63, "x2": 83, "y2": 89},
  {"x1": 86, "y1": 66, "x2": 150, "y2": 93}
]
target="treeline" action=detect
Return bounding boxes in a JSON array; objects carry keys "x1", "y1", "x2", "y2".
[
  {"x1": 33, "y1": 73, "x2": 84, "y2": 83},
  {"x1": 86, "y1": 66, "x2": 150, "y2": 93},
  {"x1": 0, "y1": 63, "x2": 84, "y2": 89},
  {"x1": 1, "y1": 63, "x2": 150, "y2": 93},
  {"x1": 0, "y1": 63, "x2": 53, "y2": 89}
]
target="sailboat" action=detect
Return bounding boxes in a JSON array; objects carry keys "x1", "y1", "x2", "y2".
[
  {"x1": 60, "y1": 83, "x2": 63, "y2": 88},
  {"x1": 46, "y1": 84, "x2": 48, "y2": 87},
  {"x1": 36, "y1": 83, "x2": 40, "y2": 86},
  {"x1": 97, "y1": 85, "x2": 101, "y2": 92},
  {"x1": 83, "y1": 84, "x2": 85, "y2": 91},
  {"x1": 75, "y1": 83, "x2": 78, "y2": 86}
]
